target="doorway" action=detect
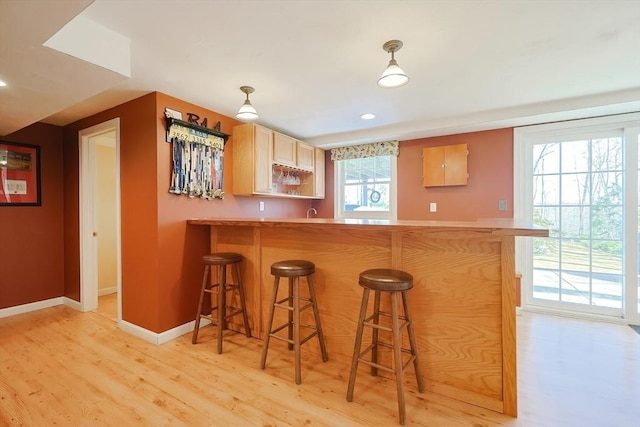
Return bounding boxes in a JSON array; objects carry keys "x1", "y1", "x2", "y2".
[
  {"x1": 515, "y1": 113, "x2": 640, "y2": 324},
  {"x1": 79, "y1": 118, "x2": 121, "y2": 322}
]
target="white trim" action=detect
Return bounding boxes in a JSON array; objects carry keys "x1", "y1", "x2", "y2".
[
  {"x1": 118, "y1": 318, "x2": 211, "y2": 345},
  {"x1": 334, "y1": 155, "x2": 398, "y2": 220},
  {"x1": 0, "y1": 297, "x2": 64, "y2": 318},
  {"x1": 78, "y1": 118, "x2": 122, "y2": 322},
  {"x1": 522, "y1": 305, "x2": 638, "y2": 326},
  {"x1": 63, "y1": 296, "x2": 82, "y2": 311},
  {"x1": 98, "y1": 287, "x2": 117, "y2": 296}
]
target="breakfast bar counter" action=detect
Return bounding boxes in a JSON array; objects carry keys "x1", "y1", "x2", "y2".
[{"x1": 187, "y1": 218, "x2": 548, "y2": 416}]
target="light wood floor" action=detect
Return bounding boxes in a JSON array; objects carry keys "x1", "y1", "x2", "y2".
[{"x1": 1, "y1": 295, "x2": 638, "y2": 426}]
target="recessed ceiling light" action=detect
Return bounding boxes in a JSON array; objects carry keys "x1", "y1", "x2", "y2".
[
  {"x1": 360, "y1": 113, "x2": 376, "y2": 120},
  {"x1": 0, "y1": 81, "x2": 6, "y2": 87}
]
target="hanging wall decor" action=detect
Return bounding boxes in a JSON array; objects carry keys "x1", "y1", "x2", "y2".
[{"x1": 165, "y1": 109, "x2": 230, "y2": 200}]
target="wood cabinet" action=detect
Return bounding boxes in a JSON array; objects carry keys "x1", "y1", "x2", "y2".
[
  {"x1": 297, "y1": 141, "x2": 314, "y2": 171},
  {"x1": 232, "y1": 123, "x2": 273, "y2": 195},
  {"x1": 233, "y1": 124, "x2": 325, "y2": 199},
  {"x1": 313, "y1": 147, "x2": 325, "y2": 198},
  {"x1": 273, "y1": 132, "x2": 296, "y2": 167},
  {"x1": 422, "y1": 143, "x2": 468, "y2": 187},
  {"x1": 273, "y1": 132, "x2": 315, "y2": 172}
]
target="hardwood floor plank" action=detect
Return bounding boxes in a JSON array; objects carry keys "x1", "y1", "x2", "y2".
[{"x1": 1, "y1": 302, "x2": 638, "y2": 427}]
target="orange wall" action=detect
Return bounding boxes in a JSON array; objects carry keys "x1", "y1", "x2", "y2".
[
  {"x1": 399, "y1": 128, "x2": 513, "y2": 220},
  {"x1": 316, "y1": 128, "x2": 514, "y2": 221},
  {"x1": 0, "y1": 123, "x2": 65, "y2": 309}
]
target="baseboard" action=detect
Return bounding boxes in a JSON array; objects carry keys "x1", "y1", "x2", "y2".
[
  {"x1": 98, "y1": 287, "x2": 117, "y2": 296},
  {"x1": 118, "y1": 318, "x2": 210, "y2": 345},
  {"x1": 522, "y1": 305, "x2": 631, "y2": 325},
  {"x1": 0, "y1": 297, "x2": 64, "y2": 318},
  {"x1": 63, "y1": 297, "x2": 82, "y2": 311}
]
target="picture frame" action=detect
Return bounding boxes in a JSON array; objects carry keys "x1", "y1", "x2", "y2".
[{"x1": 0, "y1": 141, "x2": 41, "y2": 206}]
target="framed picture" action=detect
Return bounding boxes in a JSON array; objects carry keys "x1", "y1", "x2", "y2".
[{"x1": 0, "y1": 141, "x2": 41, "y2": 206}]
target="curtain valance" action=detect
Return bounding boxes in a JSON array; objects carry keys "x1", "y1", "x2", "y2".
[{"x1": 330, "y1": 140, "x2": 399, "y2": 161}]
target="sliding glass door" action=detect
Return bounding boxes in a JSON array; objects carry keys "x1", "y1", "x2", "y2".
[{"x1": 515, "y1": 114, "x2": 639, "y2": 323}]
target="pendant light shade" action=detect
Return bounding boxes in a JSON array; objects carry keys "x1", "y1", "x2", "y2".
[
  {"x1": 236, "y1": 86, "x2": 259, "y2": 120},
  {"x1": 377, "y1": 40, "x2": 409, "y2": 88}
]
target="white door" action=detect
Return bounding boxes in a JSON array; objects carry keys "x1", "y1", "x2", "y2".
[
  {"x1": 515, "y1": 113, "x2": 640, "y2": 324},
  {"x1": 79, "y1": 118, "x2": 122, "y2": 321}
]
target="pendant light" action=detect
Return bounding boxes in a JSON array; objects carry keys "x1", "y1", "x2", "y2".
[
  {"x1": 236, "y1": 86, "x2": 259, "y2": 120},
  {"x1": 377, "y1": 40, "x2": 409, "y2": 88}
]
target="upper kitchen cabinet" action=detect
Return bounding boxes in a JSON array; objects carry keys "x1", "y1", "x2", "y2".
[
  {"x1": 273, "y1": 132, "x2": 315, "y2": 172},
  {"x1": 297, "y1": 141, "x2": 315, "y2": 171},
  {"x1": 273, "y1": 132, "x2": 296, "y2": 167},
  {"x1": 232, "y1": 123, "x2": 273, "y2": 195},
  {"x1": 422, "y1": 143, "x2": 469, "y2": 187},
  {"x1": 233, "y1": 124, "x2": 325, "y2": 199}
]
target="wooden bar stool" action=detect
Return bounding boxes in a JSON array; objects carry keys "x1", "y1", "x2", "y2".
[
  {"x1": 260, "y1": 260, "x2": 328, "y2": 384},
  {"x1": 346, "y1": 269, "x2": 425, "y2": 426},
  {"x1": 192, "y1": 252, "x2": 251, "y2": 354}
]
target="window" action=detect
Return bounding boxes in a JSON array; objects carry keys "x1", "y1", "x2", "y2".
[{"x1": 332, "y1": 141, "x2": 398, "y2": 220}]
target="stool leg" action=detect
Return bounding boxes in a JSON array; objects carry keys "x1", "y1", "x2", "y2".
[
  {"x1": 260, "y1": 276, "x2": 280, "y2": 370},
  {"x1": 293, "y1": 276, "x2": 302, "y2": 384},
  {"x1": 233, "y1": 262, "x2": 252, "y2": 338},
  {"x1": 192, "y1": 265, "x2": 210, "y2": 344},
  {"x1": 347, "y1": 287, "x2": 370, "y2": 402},
  {"x1": 217, "y1": 265, "x2": 227, "y2": 354},
  {"x1": 306, "y1": 274, "x2": 328, "y2": 362},
  {"x1": 371, "y1": 289, "x2": 381, "y2": 376},
  {"x1": 391, "y1": 291, "x2": 407, "y2": 426},
  {"x1": 287, "y1": 278, "x2": 294, "y2": 351},
  {"x1": 402, "y1": 290, "x2": 425, "y2": 393}
]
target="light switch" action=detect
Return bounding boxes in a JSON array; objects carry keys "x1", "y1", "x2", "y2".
[
  {"x1": 498, "y1": 200, "x2": 507, "y2": 211},
  {"x1": 430, "y1": 202, "x2": 437, "y2": 213},
  {"x1": 259, "y1": 201, "x2": 265, "y2": 211}
]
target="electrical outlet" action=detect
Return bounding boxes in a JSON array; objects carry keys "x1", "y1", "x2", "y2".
[
  {"x1": 259, "y1": 201, "x2": 265, "y2": 211},
  {"x1": 498, "y1": 199, "x2": 507, "y2": 211},
  {"x1": 430, "y1": 202, "x2": 437, "y2": 213}
]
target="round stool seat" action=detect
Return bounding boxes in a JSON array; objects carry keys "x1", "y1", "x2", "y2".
[
  {"x1": 359, "y1": 269, "x2": 413, "y2": 292},
  {"x1": 271, "y1": 260, "x2": 315, "y2": 277},
  {"x1": 202, "y1": 252, "x2": 243, "y2": 265}
]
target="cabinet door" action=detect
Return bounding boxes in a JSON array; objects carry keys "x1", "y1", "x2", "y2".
[
  {"x1": 422, "y1": 146, "x2": 445, "y2": 186},
  {"x1": 273, "y1": 132, "x2": 296, "y2": 166},
  {"x1": 253, "y1": 125, "x2": 273, "y2": 193},
  {"x1": 297, "y1": 141, "x2": 314, "y2": 171},
  {"x1": 313, "y1": 147, "x2": 325, "y2": 198},
  {"x1": 422, "y1": 144, "x2": 468, "y2": 187},
  {"x1": 444, "y1": 144, "x2": 468, "y2": 185}
]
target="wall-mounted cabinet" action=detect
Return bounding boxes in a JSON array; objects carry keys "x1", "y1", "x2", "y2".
[
  {"x1": 233, "y1": 123, "x2": 324, "y2": 198},
  {"x1": 423, "y1": 144, "x2": 468, "y2": 187},
  {"x1": 232, "y1": 123, "x2": 273, "y2": 195},
  {"x1": 273, "y1": 132, "x2": 315, "y2": 171}
]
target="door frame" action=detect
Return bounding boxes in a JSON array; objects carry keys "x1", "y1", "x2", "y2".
[
  {"x1": 514, "y1": 112, "x2": 640, "y2": 324},
  {"x1": 79, "y1": 118, "x2": 122, "y2": 320}
]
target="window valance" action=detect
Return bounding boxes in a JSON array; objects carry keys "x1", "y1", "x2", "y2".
[{"x1": 330, "y1": 140, "x2": 399, "y2": 161}]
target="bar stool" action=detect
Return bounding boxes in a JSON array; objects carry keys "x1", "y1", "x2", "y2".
[
  {"x1": 346, "y1": 268, "x2": 425, "y2": 426},
  {"x1": 192, "y1": 252, "x2": 251, "y2": 354},
  {"x1": 260, "y1": 260, "x2": 328, "y2": 384}
]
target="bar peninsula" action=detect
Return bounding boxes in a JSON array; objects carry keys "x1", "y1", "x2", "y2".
[{"x1": 187, "y1": 217, "x2": 548, "y2": 416}]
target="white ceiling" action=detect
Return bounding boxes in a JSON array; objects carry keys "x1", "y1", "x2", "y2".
[{"x1": 1, "y1": 0, "x2": 639, "y2": 148}]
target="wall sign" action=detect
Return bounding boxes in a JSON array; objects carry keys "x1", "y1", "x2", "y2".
[{"x1": 0, "y1": 141, "x2": 41, "y2": 206}]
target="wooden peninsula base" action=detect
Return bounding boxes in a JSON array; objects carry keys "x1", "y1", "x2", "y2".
[{"x1": 187, "y1": 218, "x2": 547, "y2": 416}]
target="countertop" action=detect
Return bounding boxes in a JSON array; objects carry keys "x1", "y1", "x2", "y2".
[{"x1": 187, "y1": 217, "x2": 549, "y2": 237}]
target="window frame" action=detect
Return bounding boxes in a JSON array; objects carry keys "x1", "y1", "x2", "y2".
[{"x1": 334, "y1": 154, "x2": 398, "y2": 220}]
